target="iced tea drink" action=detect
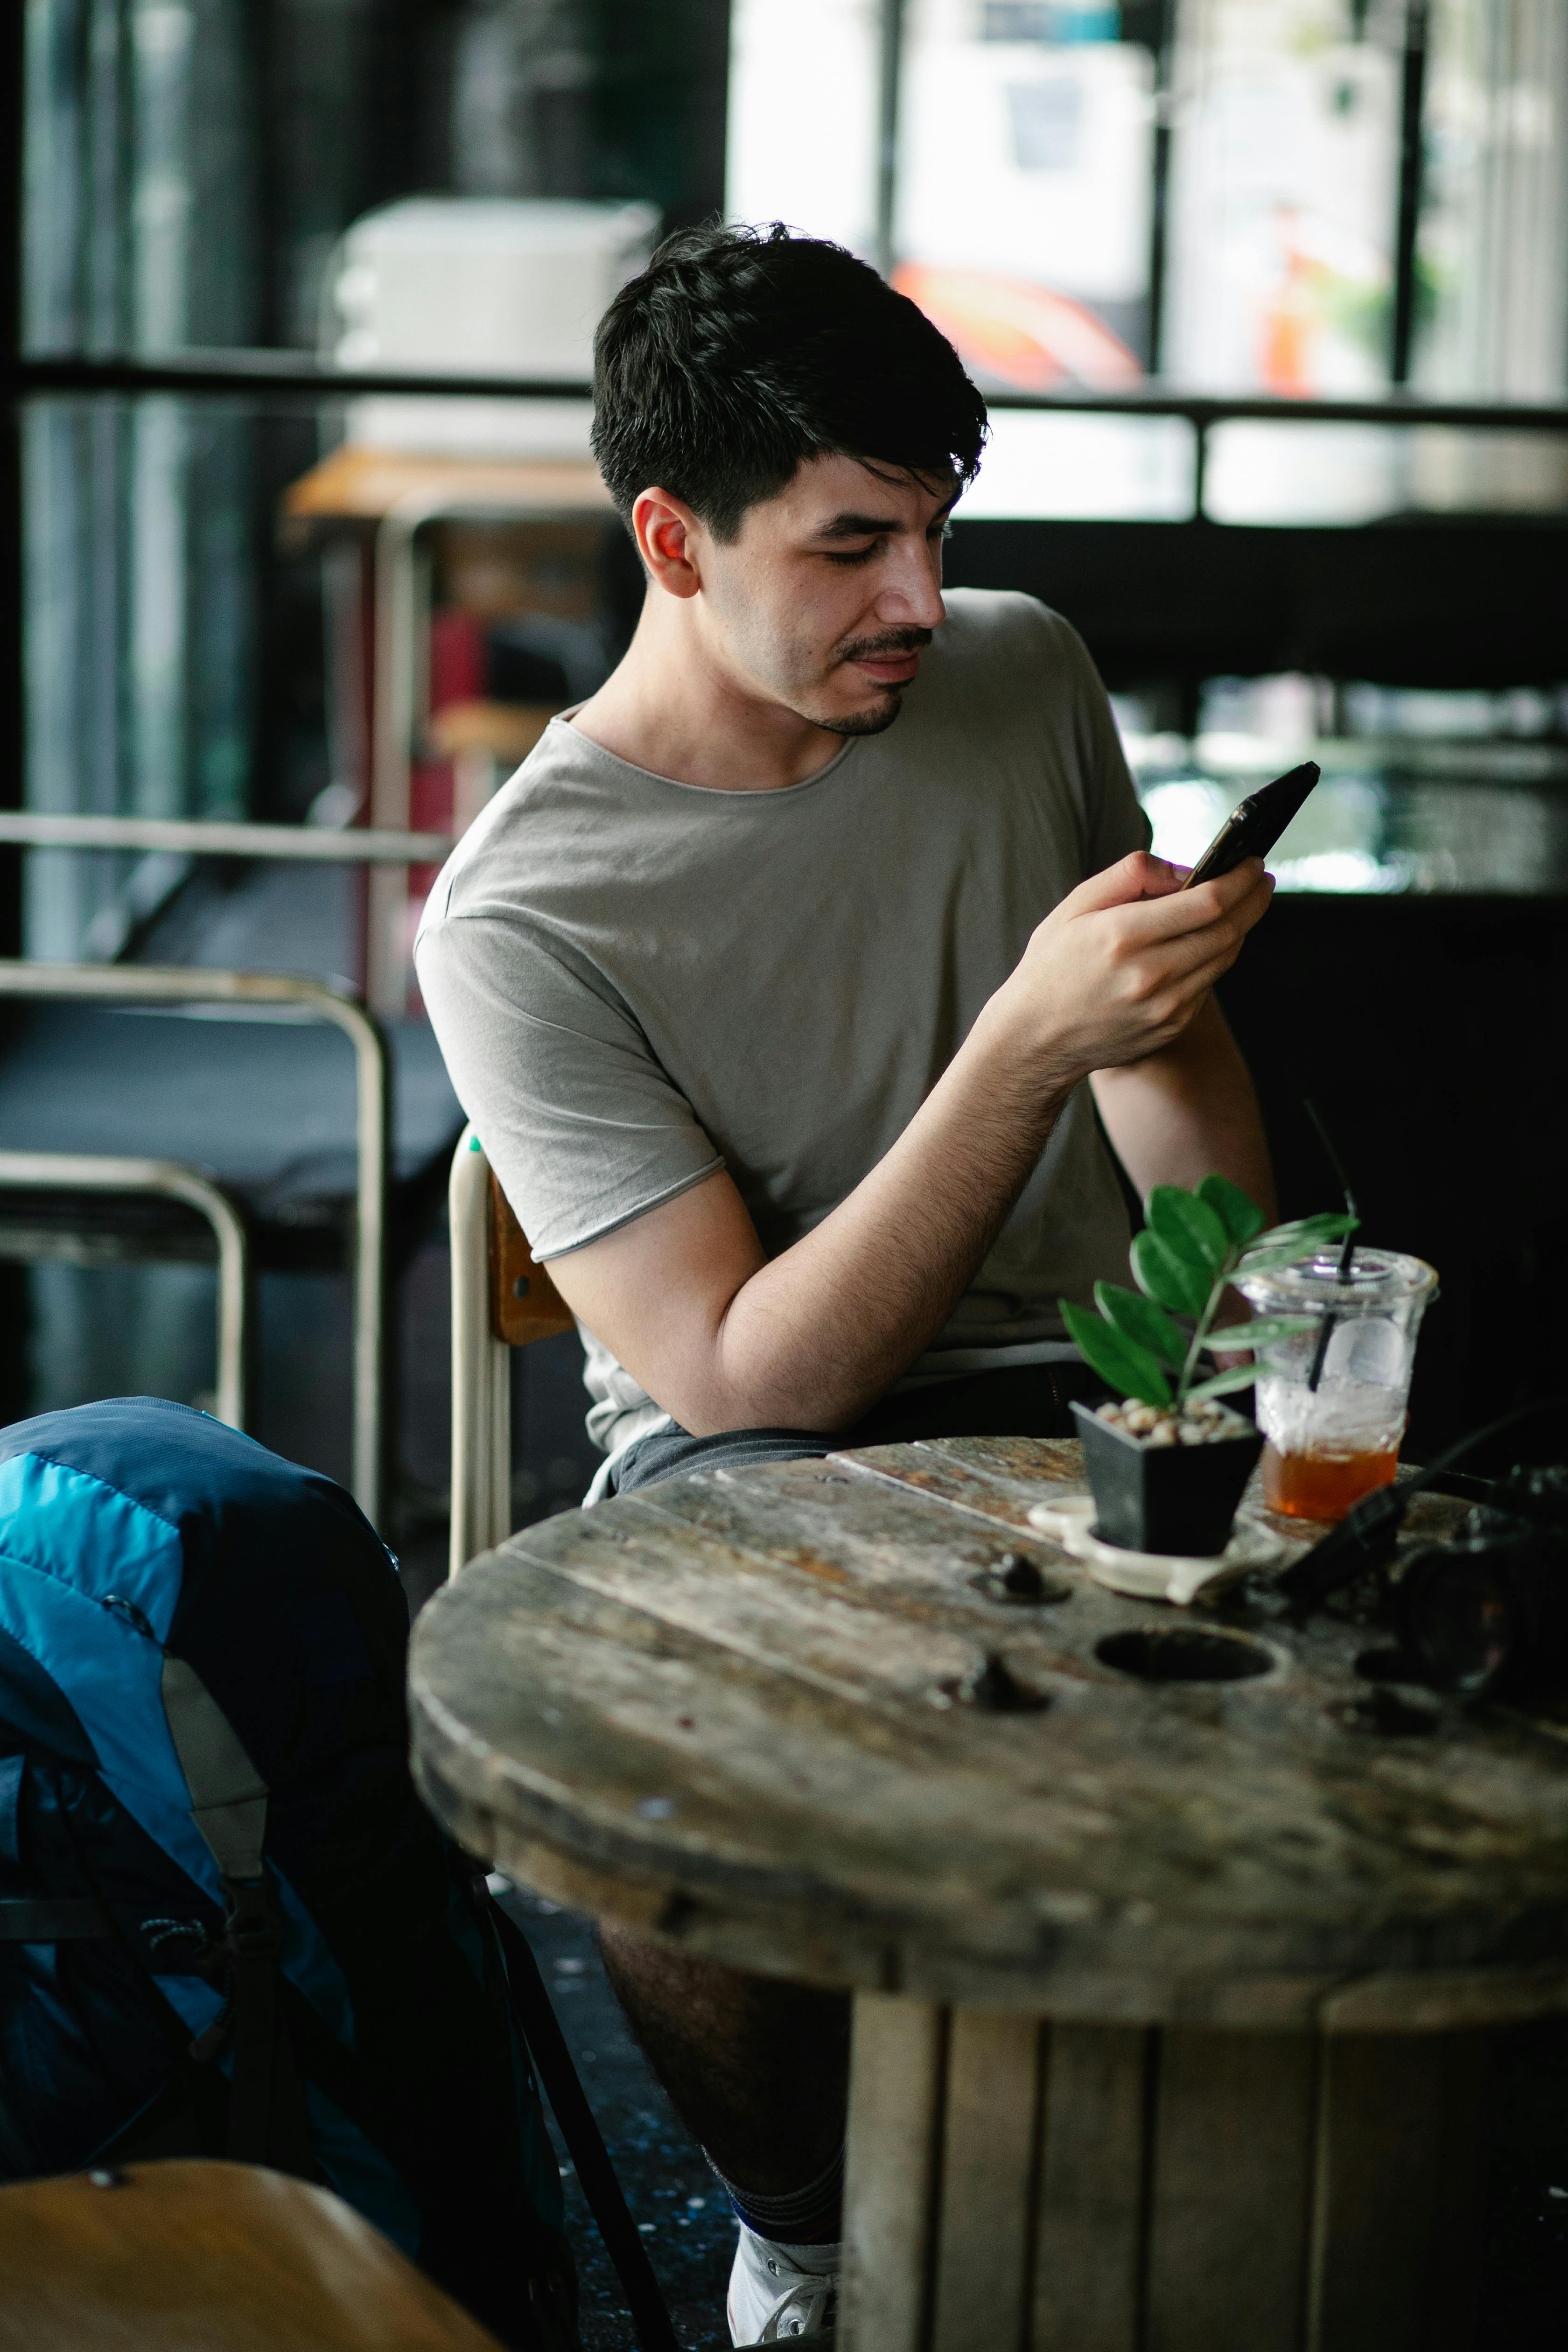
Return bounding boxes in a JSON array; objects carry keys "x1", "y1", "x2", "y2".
[
  {"x1": 1237, "y1": 1248, "x2": 1438, "y2": 1526},
  {"x1": 1261, "y1": 1439, "x2": 1401, "y2": 1521}
]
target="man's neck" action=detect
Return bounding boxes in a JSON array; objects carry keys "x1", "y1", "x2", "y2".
[{"x1": 569, "y1": 601, "x2": 846, "y2": 794}]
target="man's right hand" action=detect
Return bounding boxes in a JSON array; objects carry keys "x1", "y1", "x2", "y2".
[{"x1": 982, "y1": 849, "x2": 1274, "y2": 1082}]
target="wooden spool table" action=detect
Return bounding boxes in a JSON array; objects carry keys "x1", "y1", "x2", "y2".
[{"x1": 408, "y1": 1437, "x2": 1568, "y2": 2352}]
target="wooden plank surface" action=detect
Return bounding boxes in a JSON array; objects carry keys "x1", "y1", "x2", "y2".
[
  {"x1": 1307, "y1": 2032, "x2": 1489, "y2": 2352},
  {"x1": 841, "y1": 1996, "x2": 946, "y2": 2352},
  {"x1": 930, "y1": 2009, "x2": 1043, "y2": 2351},
  {"x1": 1144, "y1": 2029, "x2": 1316, "y2": 2352},
  {"x1": 408, "y1": 1438, "x2": 1568, "y2": 2021},
  {"x1": 1031, "y1": 2025, "x2": 1148, "y2": 2352}
]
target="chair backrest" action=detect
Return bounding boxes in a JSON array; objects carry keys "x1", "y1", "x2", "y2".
[
  {"x1": 488, "y1": 1162, "x2": 574, "y2": 1345},
  {"x1": 0, "y1": 2159, "x2": 506, "y2": 2352},
  {"x1": 449, "y1": 1128, "x2": 573, "y2": 1576}
]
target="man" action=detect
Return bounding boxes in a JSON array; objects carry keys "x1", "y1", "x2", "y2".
[{"x1": 418, "y1": 223, "x2": 1274, "y2": 2343}]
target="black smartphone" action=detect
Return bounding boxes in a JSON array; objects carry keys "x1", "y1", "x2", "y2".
[{"x1": 1179, "y1": 760, "x2": 1321, "y2": 889}]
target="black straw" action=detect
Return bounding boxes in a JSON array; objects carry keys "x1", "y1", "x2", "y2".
[{"x1": 1303, "y1": 1099, "x2": 1358, "y2": 1392}]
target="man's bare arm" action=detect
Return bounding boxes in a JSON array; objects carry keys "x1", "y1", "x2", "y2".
[
  {"x1": 1089, "y1": 994, "x2": 1277, "y2": 1224},
  {"x1": 542, "y1": 852, "x2": 1274, "y2": 1435}
]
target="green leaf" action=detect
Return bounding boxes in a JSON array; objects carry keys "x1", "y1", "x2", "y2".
[
  {"x1": 1094, "y1": 1281, "x2": 1186, "y2": 1371},
  {"x1": 1183, "y1": 1366, "x2": 1261, "y2": 1402},
  {"x1": 1211, "y1": 1315, "x2": 1316, "y2": 1349},
  {"x1": 1146, "y1": 1185, "x2": 1231, "y2": 1276},
  {"x1": 1197, "y1": 1173, "x2": 1268, "y2": 1248},
  {"x1": 1131, "y1": 1227, "x2": 1211, "y2": 1319},
  {"x1": 1060, "y1": 1300, "x2": 1171, "y2": 1410}
]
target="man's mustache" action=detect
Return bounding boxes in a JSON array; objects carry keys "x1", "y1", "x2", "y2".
[{"x1": 836, "y1": 628, "x2": 934, "y2": 665}]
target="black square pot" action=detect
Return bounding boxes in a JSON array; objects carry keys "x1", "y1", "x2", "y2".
[{"x1": 1071, "y1": 1400, "x2": 1263, "y2": 1557}]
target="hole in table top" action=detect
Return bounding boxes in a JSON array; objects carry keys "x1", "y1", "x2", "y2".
[
  {"x1": 933, "y1": 1653, "x2": 1050, "y2": 1712},
  {"x1": 1096, "y1": 1626, "x2": 1274, "y2": 1684},
  {"x1": 970, "y1": 1551, "x2": 1071, "y2": 1606}
]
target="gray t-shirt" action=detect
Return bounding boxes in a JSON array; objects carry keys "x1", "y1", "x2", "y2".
[{"x1": 416, "y1": 587, "x2": 1150, "y2": 1465}]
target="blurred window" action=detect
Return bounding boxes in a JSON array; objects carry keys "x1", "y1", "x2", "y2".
[
  {"x1": 725, "y1": 0, "x2": 883, "y2": 256},
  {"x1": 960, "y1": 409, "x2": 1194, "y2": 518},
  {"x1": 1205, "y1": 419, "x2": 1568, "y2": 523},
  {"x1": 18, "y1": 0, "x2": 725, "y2": 961},
  {"x1": 1416, "y1": 0, "x2": 1568, "y2": 400},
  {"x1": 894, "y1": 1, "x2": 1156, "y2": 386},
  {"x1": 725, "y1": 0, "x2": 1568, "y2": 526},
  {"x1": 1164, "y1": 0, "x2": 1403, "y2": 397}
]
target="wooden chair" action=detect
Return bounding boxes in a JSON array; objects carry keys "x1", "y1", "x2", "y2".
[
  {"x1": 0, "y1": 2159, "x2": 505, "y2": 2351},
  {"x1": 448, "y1": 1126, "x2": 574, "y2": 1576}
]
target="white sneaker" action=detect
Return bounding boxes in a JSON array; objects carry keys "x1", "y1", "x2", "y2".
[{"x1": 727, "y1": 2224, "x2": 840, "y2": 2343}]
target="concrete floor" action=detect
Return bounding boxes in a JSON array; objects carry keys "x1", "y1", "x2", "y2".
[{"x1": 490, "y1": 1882, "x2": 736, "y2": 2352}]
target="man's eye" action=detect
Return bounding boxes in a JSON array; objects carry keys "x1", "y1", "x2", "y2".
[{"x1": 823, "y1": 545, "x2": 878, "y2": 567}]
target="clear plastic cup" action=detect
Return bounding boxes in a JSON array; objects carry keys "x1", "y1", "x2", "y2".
[{"x1": 1235, "y1": 1247, "x2": 1439, "y2": 1522}]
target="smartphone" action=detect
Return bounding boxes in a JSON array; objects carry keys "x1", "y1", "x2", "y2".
[{"x1": 1179, "y1": 760, "x2": 1321, "y2": 890}]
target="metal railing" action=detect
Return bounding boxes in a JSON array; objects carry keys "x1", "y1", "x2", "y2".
[
  {"x1": 0, "y1": 812, "x2": 454, "y2": 861},
  {"x1": 14, "y1": 350, "x2": 1568, "y2": 535}
]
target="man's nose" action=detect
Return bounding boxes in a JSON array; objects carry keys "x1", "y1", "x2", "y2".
[{"x1": 873, "y1": 539, "x2": 946, "y2": 630}]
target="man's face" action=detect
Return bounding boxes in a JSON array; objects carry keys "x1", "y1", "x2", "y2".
[{"x1": 691, "y1": 454, "x2": 957, "y2": 738}]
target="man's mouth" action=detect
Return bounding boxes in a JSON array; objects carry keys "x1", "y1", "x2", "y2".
[
  {"x1": 840, "y1": 634, "x2": 931, "y2": 689},
  {"x1": 853, "y1": 652, "x2": 921, "y2": 686}
]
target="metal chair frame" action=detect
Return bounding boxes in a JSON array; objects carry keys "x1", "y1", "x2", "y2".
[
  {"x1": 0, "y1": 959, "x2": 390, "y2": 1528},
  {"x1": 0, "y1": 1148, "x2": 252, "y2": 1430},
  {"x1": 0, "y1": 814, "x2": 474, "y2": 1529}
]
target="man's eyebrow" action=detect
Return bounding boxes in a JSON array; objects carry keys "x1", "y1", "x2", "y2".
[{"x1": 814, "y1": 498, "x2": 959, "y2": 541}]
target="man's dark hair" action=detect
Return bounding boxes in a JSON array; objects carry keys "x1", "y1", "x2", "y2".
[{"x1": 592, "y1": 222, "x2": 987, "y2": 539}]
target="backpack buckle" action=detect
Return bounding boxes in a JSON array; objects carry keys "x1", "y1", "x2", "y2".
[{"x1": 223, "y1": 1876, "x2": 282, "y2": 1960}]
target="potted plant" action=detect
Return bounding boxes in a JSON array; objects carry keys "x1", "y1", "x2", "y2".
[{"x1": 1060, "y1": 1176, "x2": 1356, "y2": 1556}]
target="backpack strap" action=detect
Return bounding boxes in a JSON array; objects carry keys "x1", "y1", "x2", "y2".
[
  {"x1": 160, "y1": 1658, "x2": 268, "y2": 1883},
  {"x1": 159, "y1": 1656, "x2": 312, "y2": 2172}
]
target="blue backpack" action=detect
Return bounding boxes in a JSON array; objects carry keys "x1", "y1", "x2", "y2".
[{"x1": 0, "y1": 1398, "x2": 633, "y2": 2349}]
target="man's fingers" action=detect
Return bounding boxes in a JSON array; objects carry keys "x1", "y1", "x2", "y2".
[
  {"x1": 1113, "y1": 868, "x2": 1274, "y2": 970},
  {"x1": 1126, "y1": 872, "x2": 1273, "y2": 997},
  {"x1": 1092, "y1": 856, "x2": 1269, "y2": 948},
  {"x1": 1066, "y1": 850, "x2": 1189, "y2": 915}
]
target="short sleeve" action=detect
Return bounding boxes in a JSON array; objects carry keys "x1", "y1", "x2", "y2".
[{"x1": 415, "y1": 909, "x2": 723, "y2": 1259}]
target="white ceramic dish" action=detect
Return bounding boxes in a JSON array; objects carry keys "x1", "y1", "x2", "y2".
[{"x1": 1025, "y1": 1493, "x2": 1299, "y2": 1606}]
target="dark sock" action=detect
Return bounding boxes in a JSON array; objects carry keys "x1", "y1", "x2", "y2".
[{"x1": 706, "y1": 2142, "x2": 844, "y2": 2247}]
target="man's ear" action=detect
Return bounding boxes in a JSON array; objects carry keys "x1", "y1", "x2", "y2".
[{"x1": 632, "y1": 486, "x2": 704, "y2": 600}]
